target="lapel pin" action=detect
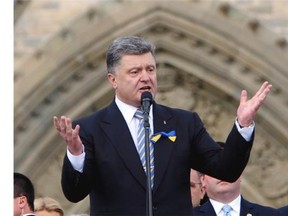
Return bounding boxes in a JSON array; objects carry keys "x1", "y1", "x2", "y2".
[{"x1": 151, "y1": 130, "x2": 176, "y2": 143}]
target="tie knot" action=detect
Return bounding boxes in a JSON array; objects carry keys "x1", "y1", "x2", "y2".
[
  {"x1": 222, "y1": 205, "x2": 232, "y2": 214},
  {"x1": 134, "y1": 109, "x2": 144, "y2": 120}
]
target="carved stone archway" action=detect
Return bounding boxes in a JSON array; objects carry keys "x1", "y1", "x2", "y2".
[{"x1": 14, "y1": 1, "x2": 288, "y2": 214}]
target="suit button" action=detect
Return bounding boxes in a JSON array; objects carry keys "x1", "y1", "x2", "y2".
[{"x1": 152, "y1": 205, "x2": 157, "y2": 211}]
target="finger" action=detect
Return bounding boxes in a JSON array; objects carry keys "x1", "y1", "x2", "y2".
[
  {"x1": 60, "y1": 116, "x2": 67, "y2": 131},
  {"x1": 262, "y1": 83, "x2": 273, "y2": 97},
  {"x1": 66, "y1": 118, "x2": 73, "y2": 136},
  {"x1": 240, "y1": 90, "x2": 247, "y2": 104},
  {"x1": 258, "y1": 83, "x2": 272, "y2": 101},
  {"x1": 73, "y1": 124, "x2": 80, "y2": 135},
  {"x1": 53, "y1": 116, "x2": 61, "y2": 132},
  {"x1": 66, "y1": 127, "x2": 78, "y2": 144},
  {"x1": 72, "y1": 125, "x2": 80, "y2": 140},
  {"x1": 254, "y1": 81, "x2": 269, "y2": 98}
]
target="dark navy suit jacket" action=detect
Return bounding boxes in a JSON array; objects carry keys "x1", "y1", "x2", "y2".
[
  {"x1": 278, "y1": 205, "x2": 288, "y2": 216},
  {"x1": 61, "y1": 101, "x2": 254, "y2": 216},
  {"x1": 193, "y1": 197, "x2": 279, "y2": 216}
]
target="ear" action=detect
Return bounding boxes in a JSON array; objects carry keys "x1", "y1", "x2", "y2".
[
  {"x1": 200, "y1": 185, "x2": 206, "y2": 198},
  {"x1": 18, "y1": 196, "x2": 26, "y2": 209},
  {"x1": 200, "y1": 175, "x2": 206, "y2": 188},
  {"x1": 108, "y1": 73, "x2": 117, "y2": 89}
]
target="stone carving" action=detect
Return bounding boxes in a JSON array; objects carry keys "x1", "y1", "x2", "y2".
[{"x1": 14, "y1": 1, "x2": 288, "y2": 213}]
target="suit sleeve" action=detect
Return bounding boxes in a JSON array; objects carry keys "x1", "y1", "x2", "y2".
[
  {"x1": 190, "y1": 112, "x2": 254, "y2": 182},
  {"x1": 61, "y1": 120, "x2": 96, "y2": 203}
]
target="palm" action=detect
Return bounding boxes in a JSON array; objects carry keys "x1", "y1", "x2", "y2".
[{"x1": 237, "y1": 82, "x2": 272, "y2": 127}]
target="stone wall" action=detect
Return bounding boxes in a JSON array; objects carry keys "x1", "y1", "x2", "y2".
[
  {"x1": 14, "y1": 0, "x2": 288, "y2": 214},
  {"x1": 14, "y1": 0, "x2": 288, "y2": 68}
]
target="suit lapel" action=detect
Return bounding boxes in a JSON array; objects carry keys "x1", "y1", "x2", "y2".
[
  {"x1": 152, "y1": 104, "x2": 176, "y2": 192},
  {"x1": 101, "y1": 101, "x2": 147, "y2": 189},
  {"x1": 199, "y1": 200, "x2": 217, "y2": 215},
  {"x1": 99, "y1": 102, "x2": 179, "y2": 192},
  {"x1": 240, "y1": 197, "x2": 254, "y2": 216}
]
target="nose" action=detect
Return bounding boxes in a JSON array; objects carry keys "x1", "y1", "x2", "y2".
[{"x1": 140, "y1": 70, "x2": 150, "y2": 81}]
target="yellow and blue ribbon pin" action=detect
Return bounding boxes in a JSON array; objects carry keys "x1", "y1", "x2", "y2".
[{"x1": 151, "y1": 130, "x2": 176, "y2": 143}]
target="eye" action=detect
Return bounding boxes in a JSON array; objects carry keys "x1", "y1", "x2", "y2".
[
  {"x1": 147, "y1": 66, "x2": 155, "y2": 73},
  {"x1": 129, "y1": 70, "x2": 139, "y2": 77},
  {"x1": 190, "y1": 182, "x2": 202, "y2": 188}
]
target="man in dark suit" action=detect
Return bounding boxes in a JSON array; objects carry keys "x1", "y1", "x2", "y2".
[
  {"x1": 14, "y1": 172, "x2": 36, "y2": 216},
  {"x1": 192, "y1": 171, "x2": 279, "y2": 216},
  {"x1": 190, "y1": 169, "x2": 207, "y2": 207},
  {"x1": 193, "y1": 198, "x2": 279, "y2": 216},
  {"x1": 53, "y1": 36, "x2": 272, "y2": 215}
]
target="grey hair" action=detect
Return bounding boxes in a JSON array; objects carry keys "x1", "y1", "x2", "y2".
[{"x1": 106, "y1": 36, "x2": 156, "y2": 74}]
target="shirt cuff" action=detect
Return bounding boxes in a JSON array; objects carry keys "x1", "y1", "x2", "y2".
[
  {"x1": 67, "y1": 145, "x2": 85, "y2": 173},
  {"x1": 235, "y1": 118, "x2": 255, "y2": 142}
]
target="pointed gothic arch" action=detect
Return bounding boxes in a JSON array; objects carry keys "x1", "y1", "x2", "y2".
[{"x1": 14, "y1": 1, "x2": 288, "y2": 214}]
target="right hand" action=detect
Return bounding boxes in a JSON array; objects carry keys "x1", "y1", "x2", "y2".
[
  {"x1": 53, "y1": 115, "x2": 83, "y2": 155},
  {"x1": 236, "y1": 81, "x2": 272, "y2": 127}
]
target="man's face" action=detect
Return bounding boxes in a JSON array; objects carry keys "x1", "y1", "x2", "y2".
[
  {"x1": 14, "y1": 197, "x2": 21, "y2": 216},
  {"x1": 190, "y1": 170, "x2": 205, "y2": 207},
  {"x1": 14, "y1": 196, "x2": 26, "y2": 216},
  {"x1": 202, "y1": 175, "x2": 241, "y2": 200},
  {"x1": 108, "y1": 53, "x2": 157, "y2": 107}
]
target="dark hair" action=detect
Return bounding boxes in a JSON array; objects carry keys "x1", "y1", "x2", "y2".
[
  {"x1": 14, "y1": 172, "x2": 35, "y2": 211},
  {"x1": 106, "y1": 36, "x2": 156, "y2": 74}
]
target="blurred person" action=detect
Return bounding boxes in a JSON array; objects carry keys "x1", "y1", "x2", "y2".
[
  {"x1": 34, "y1": 197, "x2": 64, "y2": 216},
  {"x1": 193, "y1": 143, "x2": 279, "y2": 216},
  {"x1": 53, "y1": 36, "x2": 272, "y2": 215},
  {"x1": 14, "y1": 172, "x2": 36, "y2": 216},
  {"x1": 190, "y1": 169, "x2": 206, "y2": 207}
]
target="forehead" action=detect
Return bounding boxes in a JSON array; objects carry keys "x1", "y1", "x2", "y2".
[
  {"x1": 190, "y1": 170, "x2": 200, "y2": 180},
  {"x1": 203, "y1": 175, "x2": 217, "y2": 182},
  {"x1": 119, "y1": 53, "x2": 156, "y2": 67}
]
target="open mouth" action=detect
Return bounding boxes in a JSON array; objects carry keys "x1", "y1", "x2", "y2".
[{"x1": 139, "y1": 86, "x2": 151, "y2": 91}]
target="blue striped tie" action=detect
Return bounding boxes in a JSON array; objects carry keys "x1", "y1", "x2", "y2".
[{"x1": 134, "y1": 109, "x2": 154, "y2": 189}]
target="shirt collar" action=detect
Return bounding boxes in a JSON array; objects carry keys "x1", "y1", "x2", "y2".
[
  {"x1": 210, "y1": 194, "x2": 241, "y2": 215},
  {"x1": 115, "y1": 96, "x2": 153, "y2": 124}
]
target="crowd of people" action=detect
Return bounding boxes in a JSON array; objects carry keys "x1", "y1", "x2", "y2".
[
  {"x1": 14, "y1": 35, "x2": 287, "y2": 216},
  {"x1": 190, "y1": 167, "x2": 287, "y2": 216},
  {"x1": 189, "y1": 144, "x2": 286, "y2": 216},
  {"x1": 14, "y1": 169, "x2": 287, "y2": 215},
  {"x1": 14, "y1": 172, "x2": 65, "y2": 216}
]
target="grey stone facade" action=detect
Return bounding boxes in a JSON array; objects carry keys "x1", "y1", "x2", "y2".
[{"x1": 14, "y1": 0, "x2": 288, "y2": 214}]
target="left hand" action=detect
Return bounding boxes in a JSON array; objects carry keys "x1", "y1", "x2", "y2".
[{"x1": 237, "y1": 81, "x2": 272, "y2": 127}]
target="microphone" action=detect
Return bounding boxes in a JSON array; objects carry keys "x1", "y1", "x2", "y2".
[
  {"x1": 140, "y1": 91, "x2": 154, "y2": 215},
  {"x1": 141, "y1": 92, "x2": 153, "y2": 114}
]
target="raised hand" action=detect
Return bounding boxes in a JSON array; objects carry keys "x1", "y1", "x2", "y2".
[
  {"x1": 237, "y1": 81, "x2": 272, "y2": 127},
  {"x1": 53, "y1": 115, "x2": 83, "y2": 155}
]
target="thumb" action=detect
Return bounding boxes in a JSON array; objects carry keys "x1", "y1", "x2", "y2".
[{"x1": 240, "y1": 90, "x2": 247, "y2": 105}]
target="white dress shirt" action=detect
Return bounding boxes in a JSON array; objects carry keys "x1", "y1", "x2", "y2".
[
  {"x1": 210, "y1": 195, "x2": 241, "y2": 216},
  {"x1": 115, "y1": 96, "x2": 154, "y2": 148}
]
